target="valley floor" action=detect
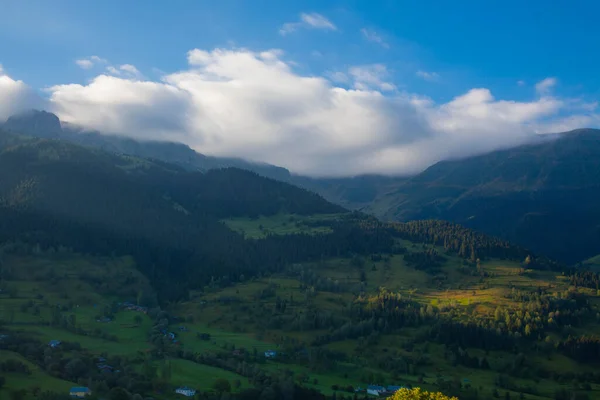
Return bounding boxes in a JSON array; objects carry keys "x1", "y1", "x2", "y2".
[{"x1": 2, "y1": 242, "x2": 600, "y2": 400}]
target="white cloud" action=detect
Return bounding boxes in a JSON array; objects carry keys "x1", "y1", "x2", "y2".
[
  {"x1": 106, "y1": 66, "x2": 120, "y2": 75},
  {"x1": 105, "y1": 64, "x2": 143, "y2": 79},
  {"x1": 536, "y1": 113, "x2": 600, "y2": 133},
  {"x1": 119, "y1": 64, "x2": 140, "y2": 76},
  {"x1": 0, "y1": 67, "x2": 46, "y2": 121},
  {"x1": 47, "y1": 74, "x2": 191, "y2": 143},
  {"x1": 279, "y1": 13, "x2": 337, "y2": 35},
  {"x1": 517, "y1": 80, "x2": 526, "y2": 86},
  {"x1": 349, "y1": 64, "x2": 396, "y2": 92},
  {"x1": 416, "y1": 70, "x2": 440, "y2": 82},
  {"x1": 76, "y1": 56, "x2": 142, "y2": 79},
  {"x1": 75, "y1": 55, "x2": 107, "y2": 70},
  {"x1": 0, "y1": 48, "x2": 595, "y2": 176},
  {"x1": 360, "y1": 28, "x2": 389, "y2": 48},
  {"x1": 76, "y1": 59, "x2": 94, "y2": 69},
  {"x1": 535, "y1": 77, "x2": 557, "y2": 95}
]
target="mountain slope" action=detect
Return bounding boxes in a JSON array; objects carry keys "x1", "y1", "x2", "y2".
[
  {"x1": 368, "y1": 129, "x2": 600, "y2": 263},
  {"x1": 0, "y1": 131, "x2": 348, "y2": 301},
  {"x1": 1, "y1": 110, "x2": 291, "y2": 181},
  {"x1": 293, "y1": 174, "x2": 408, "y2": 210}
]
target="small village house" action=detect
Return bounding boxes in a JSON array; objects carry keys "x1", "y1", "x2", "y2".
[
  {"x1": 264, "y1": 350, "x2": 277, "y2": 359},
  {"x1": 69, "y1": 386, "x2": 92, "y2": 398},
  {"x1": 175, "y1": 386, "x2": 196, "y2": 397},
  {"x1": 97, "y1": 364, "x2": 114, "y2": 372},
  {"x1": 367, "y1": 385, "x2": 387, "y2": 396}
]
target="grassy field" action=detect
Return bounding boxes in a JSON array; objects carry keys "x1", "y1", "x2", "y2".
[
  {"x1": 0, "y1": 253, "x2": 156, "y2": 398},
  {"x1": 0, "y1": 350, "x2": 75, "y2": 400},
  {"x1": 169, "y1": 358, "x2": 250, "y2": 391},
  {"x1": 222, "y1": 213, "x2": 341, "y2": 238},
  {"x1": 0, "y1": 253, "x2": 154, "y2": 356}
]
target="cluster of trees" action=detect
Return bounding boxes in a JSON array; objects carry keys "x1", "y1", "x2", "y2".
[
  {"x1": 557, "y1": 335, "x2": 600, "y2": 363},
  {"x1": 285, "y1": 263, "x2": 359, "y2": 294},
  {"x1": 383, "y1": 220, "x2": 562, "y2": 270},
  {"x1": 0, "y1": 358, "x2": 31, "y2": 375},
  {"x1": 390, "y1": 388, "x2": 457, "y2": 400},
  {"x1": 403, "y1": 249, "x2": 446, "y2": 273},
  {"x1": 569, "y1": 270, "x2": 600, "y2": 289}
]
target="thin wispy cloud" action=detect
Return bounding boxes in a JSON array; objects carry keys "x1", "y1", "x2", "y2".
[
  {"x1": 75, "y1": 55, "x2": 107, "y2": 70},
  {"x1": 535, "y1": 77, "x2": 557, "y2": 95},
  {"x1": 103, "y1": 64, "x2": 142, "y2": 80},
  {"x1": 106, "y1": 64, "x2": 143, "y2": 79},
  {"x1": 416, "y1": 70, "x2": 440, "y2": 82},
  {"x1": 349, "y1": 64, "x2": 396, "y2": 92},
  {"x1": 279, "y1": 13, "x2": 337, "y2": 36},
  {"x1": 517, "y1": 80, "x2": 526, "y2": 86},
  {"x1": 326, "y1": 71, "x2": 350, "y2": 84},
  {"x1": 360, "y1": 28, "x2": 389, "y2": 48},
  {"x1": 76, "y1": 56, "x2": 143, "y2": 79}
]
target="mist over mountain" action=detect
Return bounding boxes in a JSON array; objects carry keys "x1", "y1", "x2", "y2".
[
  {"x1": 2, "y1": 109, "x2": 291, "y2": 181},
  {"x1": 0, "y1": 110, "x2": 403, "y2": 205},
  {"x1": 4, "y1": 110, "x2": 600, "y2": 264}
]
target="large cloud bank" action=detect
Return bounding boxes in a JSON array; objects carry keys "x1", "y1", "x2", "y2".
[{"x1": 1, "y1": 50, "x2": 599, "y2": 176}]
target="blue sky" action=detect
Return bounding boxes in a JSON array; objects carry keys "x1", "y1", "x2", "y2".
[
  {"x1": 2, "y1": 0, "x2": 598, "y2": 100},
  {"x1": 0, "y1": 0, "x2": 598, "y2": 176}
]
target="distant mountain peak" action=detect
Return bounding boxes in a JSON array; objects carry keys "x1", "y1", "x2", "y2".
[{"x1": 3, "y1": 109, "x2": 62, "y2": 138}]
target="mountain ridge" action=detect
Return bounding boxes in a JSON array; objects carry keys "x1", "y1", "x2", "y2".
[
  {"x1": 2, "y1": 109, "x2": 292, "y2": 181},
  {"x1": 367, "y1": 128, "x2": 600, "y2": 263}
]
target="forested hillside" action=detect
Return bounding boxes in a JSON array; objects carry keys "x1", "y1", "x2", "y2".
[
  {"x1": 367, "y1": 129, "x2": 600, "y2": 264},
  {"x1": 0, "y1": 132, "x2": 348, "y2": 301}
]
